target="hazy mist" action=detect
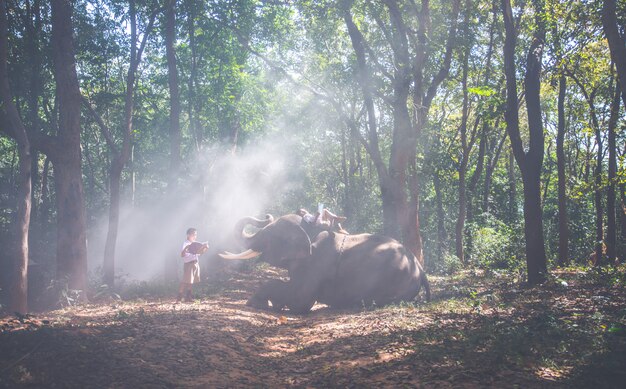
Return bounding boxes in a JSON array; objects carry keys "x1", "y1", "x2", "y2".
[{"x1": 87, "y1": 135, "x2": 303, "y2": 282}]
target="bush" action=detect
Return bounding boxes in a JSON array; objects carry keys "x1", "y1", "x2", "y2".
[
  {"x1": 466, "y1": 213, "x2": 523, "y2": 270},
  {"x1": 430, "y1": 252, "x2": 464, "y2": 275}
]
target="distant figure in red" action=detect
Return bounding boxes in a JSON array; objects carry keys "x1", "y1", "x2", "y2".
[
  {"x1": 177, "y1": 227, "x2": 208, "y2": 302},
  {"x1": 297, "y1": 205, "x2": 348, "y2": 234}
]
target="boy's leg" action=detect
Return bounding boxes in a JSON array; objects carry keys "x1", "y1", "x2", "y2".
[
  {"x1": 177, "y1": 283, "x2": 186, "y2": 302},
  {"x1": 323, "y1": 209, "x2": 347, "y2": 224},
  {"x1": 322, "y1": 209, "x2": 336, "y2": 219},
  {"x1": 185, "y1": 262, "x2": 200, "y2": 302}
]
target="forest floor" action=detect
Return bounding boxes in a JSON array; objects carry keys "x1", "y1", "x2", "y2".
[{"x1": 1, "y1": 264, "x2": 626, "y2": 388}]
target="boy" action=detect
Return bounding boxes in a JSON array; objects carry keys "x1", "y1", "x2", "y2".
[{"x1": 177, "y1": 227, "x2": 208, "y2": 302}]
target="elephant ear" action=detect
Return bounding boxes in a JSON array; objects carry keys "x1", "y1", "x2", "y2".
[{"x1": 264, "y1": 215, "x2": 312, "y2": 268}]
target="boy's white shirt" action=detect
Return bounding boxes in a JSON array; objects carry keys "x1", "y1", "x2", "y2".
[{"x1": 182, "y1": 240, "x2": 200, "y2": 263}]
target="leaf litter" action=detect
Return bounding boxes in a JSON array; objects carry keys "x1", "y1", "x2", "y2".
[{"x1": 1, "y1": 266, "x2": 625, "y2": 387}]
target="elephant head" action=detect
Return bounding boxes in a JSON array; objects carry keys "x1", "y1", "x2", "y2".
[{"x1": 220, "y1": 214, "x2": 312, "y2": 268}]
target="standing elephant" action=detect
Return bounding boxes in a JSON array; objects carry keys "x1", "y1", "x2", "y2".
[{"x1": 220, "y1": 214, "x2": 430, "y2": 313}]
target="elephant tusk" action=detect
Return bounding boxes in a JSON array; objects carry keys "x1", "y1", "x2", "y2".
[{"x1": 219, "y1": 249, "x2": 262, "y2": 260}]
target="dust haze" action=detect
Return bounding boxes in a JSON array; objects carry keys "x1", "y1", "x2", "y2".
[{"x1": 87, "y1": 136, "x2": 304, "y2": 282}]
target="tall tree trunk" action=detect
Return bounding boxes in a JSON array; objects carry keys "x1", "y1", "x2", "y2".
[
  {"x1": 186, "y1": 0, "x2": 201, "y2": 150},
  {"x1": 0, "y1": 0, "x2": 32, "y2": 314},
  {"x1": 388, "y1": 0, "x2": 460, "y2": 263},
  {"x1": 502, "y1": 0, "x2": 548, "y2": 285},
  {"x1": 571, "y1": 75, "x2": 605, "y2": 266},
  {"x1": 593, "y1": 96, "x2": 604, "y2": 266},
  {"x1": 25, "y1": 0, "x2": 41, "y2": 224},
  {"x1": 552, "y1": 0, "x2": 569, "y2": 267},
  {"x1": 39, "y1": 157, "x2": 51, "y2": 228},
  {"x1": 602, "y1": 0, "x2": 626, "y2": 109},
  {"x1": 606, "y1": 81, "x2": 621, "y2": 263},
  {"x1": 620, "y1": 179, "x2": 626, "y2": 262},
  {"x1": 166, "y1": 0, "x2": 181, "y2": 192},
  {"x1": 433, "y1": 169, "x2": 447, "y2": 265},
  {"x1": 468, "y1": 123, "x2": 486, "y2": 221},
  {"x1": 508, "y1": 148, "x2": 517, "y2": 222},
  {"x1": 455, "y1": 0, "x2": 472, "y2": 263},
  {"x1": 556, "y1": 73, "x2": 569, "y2": 266},
  {"x1": 483, "y1": 122, "x2": 506, "y2": 214},
  {"x1": 51, "y1": 0, "x2": 88, "y2": 293},
  {"x1": 99, "y1": 0, "x2": 156, "y2": 287}
]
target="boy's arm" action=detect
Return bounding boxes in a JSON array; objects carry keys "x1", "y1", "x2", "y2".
[{"x1": 181, "y1": 244, "x2": 190, "y2": 258}]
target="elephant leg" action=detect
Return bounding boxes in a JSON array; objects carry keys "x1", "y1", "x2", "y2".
[
  {"x1": 257, "y1": 280, "x2": 312, "y2": 313},
  {"x1": 279, "y1": 281, "x2": 316, "y2": 314},
  {"x1": 247, "y1": 279, "x2": 286, "y2": 311},
  {"x1": 286, "y1": 298, "x2": 315, "y2": 314},
  {"x1": 246, "y1": 293, "x2": 270, "y2": 310},
  {"x1": 248, "y1": 279, "x2": 316, "y2": 314}
]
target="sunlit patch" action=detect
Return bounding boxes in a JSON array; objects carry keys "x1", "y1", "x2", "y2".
[
  {"x1": 373, "y1": 242, "x2": 398, "y2": 253},
  {"x1": 535, "y1": 366, "x2": 572, "y2": 381}
]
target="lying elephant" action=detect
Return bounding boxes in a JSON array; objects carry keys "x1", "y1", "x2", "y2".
[{"x1": 220, "y1": 214, "x2": 430, "y2": 313}]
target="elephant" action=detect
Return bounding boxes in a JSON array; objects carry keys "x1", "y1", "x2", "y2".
[{"x1": 219, "y1": 213, "x2": 430, "y2": 314}]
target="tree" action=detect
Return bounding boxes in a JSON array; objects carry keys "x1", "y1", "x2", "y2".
[
  {"x1": 165, "y1": 0, "x2": 181, "y2": 193},
  {"x1": 84, "y1": 0, "x2": 158, "y2": 288},
  {"x1": 606, "y1": 80, "x2": 621, "y2": 263},
  {"x1": 551, "y1": 0, "x2": 569, "y2": 266},
  {"x1": 0, "y1": 0, "x2": 32, "y2": 314},
  {"x1": 502, "y1": 0, "x2": 548, "y2": 284},
  {"x1": 602, "y1": 0, "x2": 626, "y2": 109},
  {"x1": 44, "y1": 0, "x2": 88, "y2": 293},
  {"x1": 343, "y1": 0, "x2": 461, "y2": 263}
]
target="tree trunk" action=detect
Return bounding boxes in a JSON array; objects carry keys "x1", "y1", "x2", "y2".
[
  {"x1": 39, "y1": 157, "x2": 51, "y2": 228},
  {"x1": 508, "y1": 149, "x2": 517, "y2": 222},
  {"x1": 468, "y1": 124, "x2": 486, "y2": 221},
  {"x1": 455, "y1": 0, "x2": 472, "y2": 263},
  {"x1": 620, "y1": 182, "x2": 626, "y2": 262},
  {"x1": 594, "y1": 106, "x2": 604, "y2": 266},
  {"x1": 51, "y1": 0, "x2": 88, "y2": 293},
  {"x1": 25, "y1": 0, "x2": 41, "y2": 224},
  {"x1": 556, "y1": 73, "x2": 568, "y2": 266},
  {"x1": 433, "y1": 169, "x2": 447, "y2": 265},
  {"x1": 606, "y1": 81, "x2": 621, "y2": 263},
  {"x1": 343, "y1": 0, "x2": 459, "y2": 265},
  {"x1": 0, "y1": 0, "x2": 32, "y2": 314},
  {"x1": 483, "y1": 123, "x2": 506, "y2": 214},
  {"x1": 522, "y1": 175, "x2": 547, "y2": 283},
  {"x1": 103, "y1": 163, "x2": 122, "y2": 287},
  {"x1": 186, "y1": 0, "x2": 201, "y2": 150},
  {"x1": 101, "y1": 0, "x2": 157, "y2": 287},
  {"x1": 502, "y1": 0, "x2": 547, "y2": 284},
  {"x1": 571, "y1": 74, "x2": 605, "y2": 266},
  {"x1": 602, "y1": 0, "x2": 626, "y2": 109},
  {"x1": 166, "y1": 0, "x2": 181, "y2": 192}
]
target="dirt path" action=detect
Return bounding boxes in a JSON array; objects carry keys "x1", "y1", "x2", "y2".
[{"x1": 1, "y1": 267, "x2": 625, "y2": 388}]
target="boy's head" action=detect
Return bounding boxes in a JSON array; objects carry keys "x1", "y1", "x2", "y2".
[
  {"x1": 296, "y1": 208, "x2": 308, "y2": 217},
  {"x1": 186, "y1": 228, "x2": 198, "y2": 241}
]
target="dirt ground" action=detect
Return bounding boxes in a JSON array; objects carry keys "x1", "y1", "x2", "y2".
[{"x1": 1, "y1": 265, "x2": 625, "y2": 388}]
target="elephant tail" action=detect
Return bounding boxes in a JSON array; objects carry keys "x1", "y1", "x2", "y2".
[
  {"x1": 420, "y1": 270, "x2": 431, "y2": 302},
  {"x1": 408, "y1": 250, "x2": 431, "y2": 303}
]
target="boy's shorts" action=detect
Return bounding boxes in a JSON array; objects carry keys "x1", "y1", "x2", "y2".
[{"x1": 182, "y1": 260, "x2": 200, "y2": 284}]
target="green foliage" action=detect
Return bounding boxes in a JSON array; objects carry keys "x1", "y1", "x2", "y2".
[
  {"x1": 0, "y1": 0, "x2": 624, "y2": 298},
  {"x1": 429, "y1": 253, "x2": 464, "y2": 275},
  {"x1": 466, "y1": 214, "x2": 524, "y2": 271}
]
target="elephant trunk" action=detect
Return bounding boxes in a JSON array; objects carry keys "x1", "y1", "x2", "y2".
[{"x1": 234, "y1": 214, "x2": 274, "y2": 248}]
